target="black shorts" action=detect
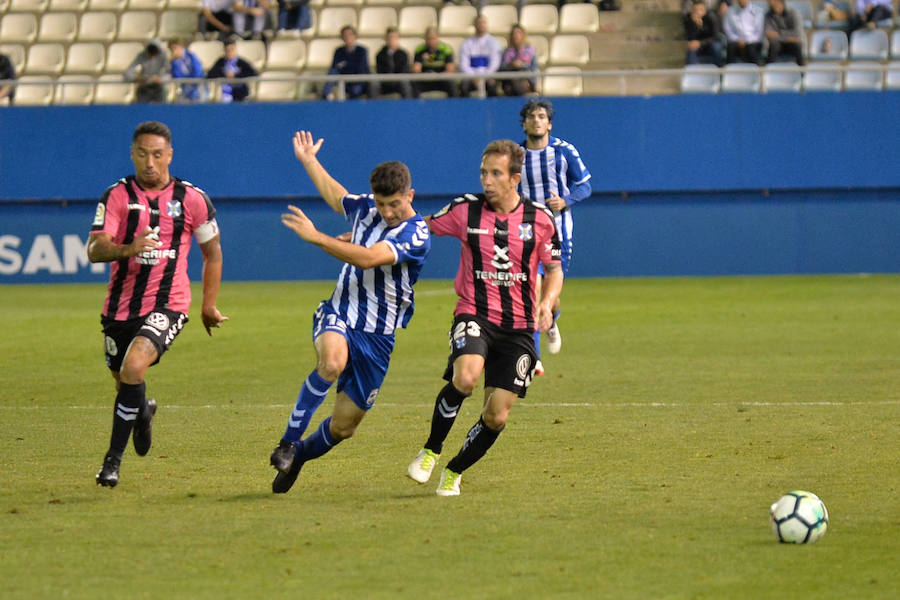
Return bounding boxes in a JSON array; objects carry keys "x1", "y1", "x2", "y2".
[
  {"x1": 101, "y1": 309, "x2": 188, "y2": 372},
  {"x1": 443, "y1": 314, "x2": 538, "y2": 398}
]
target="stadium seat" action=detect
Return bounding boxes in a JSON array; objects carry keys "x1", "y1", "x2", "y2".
[
  {"x1": 519, "y1": 5, "x2": 559, "y2": 36},
  {"x1": 786, "y1": 0, "x2": 813, "y2": 29},
  {"x1": 78, "y1": 12, "x2": 117, "y2": 42},
  {"x1": 358, "y1": 7, "x2": 397, "y2": 38},
  {"x1": 158, "y1": 10, "x2": 200, "y2": 40},
  {"x1": 326, "y1": 0, "x2": 362, "y2": 5},
  {"x1": 104, "y1": 41, "x2": 143, "y2": 72},
  {"x1": 317, "y1": 7, "x2": 357, "y2": 37},
  {"x1": 885, "y1": 61, "x2": 900, "y2": 89},
  {"x1": 892, "y1": 30, "x2": 900, "y2": 58},
  {"x1": 542, "y1": 66, "x2": 582, "y2": 96},
  {"x1": 55, "y1": 74, "x2": 95, "y2": 104},
  {"x1": 93, "y1": 73, "x2": 135, "y2": 103},
  {"x1": 0, "y1": 14, "x2": 39, "y2": 44},
  {"x1": 438, "y1": 5, "x2": 476, "y2": 37},
  {"x1": 48, "y1": 0, "x2": 89, "y2": 11},
  {"x1": 809, "y1": 30, "x2": 848, "y2": 61},
  {"x1": 362, "y1": 0, "x2": 397, "y2": 5},
  {"x1": 442, "y1": 36, "x2": 464, "y2": 60},
  {"x1": 815, "y1": 0, "x2": 851, "y2": 29},
  {"x1": 117, "y1": 11, "x2": 158, "y2": 42},
  {"x1": 38, "y1": 12, "x2": 79, "y2": 43},
  {"x1": 166, "y1": 0, "x2": 201, "y2": 8},
  {"x1": 256, "y1": 71, "x2": 299, "y2": 102},
  {"x1": 8, "y1": 0, "x2": 49, "y2": 11},
  {"x1": 480, "y1": 5, "x2": 517, "y2": 37},
  {"x1": 398, "y1": 36, "x2": 420, "y2": 62},
  {"x1": 849, "y1": 29, "x2": 889, "y2": 60},
  {"x1": 549, "y1": 34, "x2": 590, "y2": 66},
  {"x1": 265, "y1": 39, "x2": 306, "y2": 71},
  {"x1": 187, "y1": 40, "x2": 224, "y2": 70},
  {"x1": 762, "y1": 63, "x2": 802, "y2": 92},
  {"x1": 559, "y1": 3, "x2": 600, "y2": 33},
  {"x1": 0, "y1": 44, "x2": 26, "y2": 75},
  {"x1": 13, "y1": 75, "x2": 55, "y2": 106},
  {"x1": 128, "y1": 0, "x2": 167, "y2": 9},
  {"x1": 305, "y1": 38, "x2": 340, "y2": 70},
  {"x1": 721, "y1": 63, "x2": 761, "y2": 93},
  {"x1": 236, "y1": 39, "x2": 266, "y2": 71},
  {"x1": 25, "y1": 43, "x2": 66, "y2": 76},
  {"x1": 803, "y1": 62, "x2": 842, "y2": 91},
  {"x1": 87, "y1": 0, "x2": 127, "y2": 11},
  {"x1": 844, "y1": 61, "x2": 884, "y2": 90},
  {"x1": 531, "y1": 34, "x2": 549, "y2": 68},
  {"x1": 356, "y1": 37, "x2": 381, "y2": 68},
  {"x1": 398, "y1": 6, "x2": 437, "y2": 37},
  {"x1": 64, "y1": 41, "x2": 105, "y2": 75},
  {"x1": 680, "y1": 64, "x2": 720, "y2": 93}
]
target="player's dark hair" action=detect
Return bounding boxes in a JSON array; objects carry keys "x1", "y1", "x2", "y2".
[
  {"x1": 133, "y1": 121, "x2": 172, "y2": 145},
  {"x1": 482, "y1": 140, "x2": 524, "y2": 176},
  {"x1": 519, "y1": 98, "x2": 555, "y2": 125},
  {"x1": 370, "y1": 161, "x2": 411, "y2": 196}
]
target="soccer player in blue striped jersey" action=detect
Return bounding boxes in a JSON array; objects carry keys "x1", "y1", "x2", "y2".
[
  {"x1": 519, "y1": 99, "x2": 591, "y2": 373},
  {"x1": 270, "y1": 130, "x2": 431, "y2": 494}
]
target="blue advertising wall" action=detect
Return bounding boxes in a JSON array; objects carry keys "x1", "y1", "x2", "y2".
[{"x1": 1, "y1": 94, "x2": 899, "y2": 282}]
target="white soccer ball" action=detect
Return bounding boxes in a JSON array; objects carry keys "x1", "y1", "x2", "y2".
[{"x1": 770, "y1": 490, "x2": 829, "y2": 544}]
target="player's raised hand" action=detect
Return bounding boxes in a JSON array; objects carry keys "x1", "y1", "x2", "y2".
[
  {"x1": 129, "y1": 226, "x2": 161, "y2": 257},
  {"x1": 201, "y1": 305, "x2": 229, "y2": 336},
  {"x1": 293, "y1": 130, "x2": 324, "y2": 166},
  {"x1": 282, "y1": 204, "x2": 319, "y2": 242}
]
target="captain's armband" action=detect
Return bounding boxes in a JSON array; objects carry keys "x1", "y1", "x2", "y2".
[{"x1": 195, "y1": 218, "x2": 220, "y2": 244}]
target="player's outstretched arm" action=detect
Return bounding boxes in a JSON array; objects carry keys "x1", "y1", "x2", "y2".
[
  {"x1": 537, "y1": 262, "x2": 563, "y2": 332},
  {"x1": 292, "y1": 130, "x2": 348, "y2": 214},
  {"x1": 199, "y1": 235, "x2": 228, "y2": 336},
  {"x1": 87, "y1": 228, "x2": 160, "y2": 263},
  {"x1": 282, "y1": 205, "x2": 395, "y2": 269}
]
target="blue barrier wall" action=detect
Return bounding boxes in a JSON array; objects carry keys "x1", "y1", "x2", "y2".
[{"x1": 1, "y1": 94, "x2": 899, "y2": 282}]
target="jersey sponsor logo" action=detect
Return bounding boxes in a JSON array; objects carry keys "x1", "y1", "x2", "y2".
[
  {"x1": 143, "y1": 312, "x2": 171, "y2": 333},
  {"x1": 490, "y1": 245, "x2": 513, "y2": 270},
  {"x1": 493, "y1": 227, "x2": 508, "y2": 237},
  {"x1": 127, "y1": 203, "x2": 145, "y2": 211},
  {"x1": 467, "y1": 227, "x2": 489, "y2": 235},
  {"x1": 136, "y1": 248, "x2": 177, "y2": 266},
  {"x1": 515, "y1": 354, "x2": 532, "y2": 379},
  {"x1": 167, "y1": 199, "x2": 183, "y2": 218},
  {"x1": 474, "y1": 270, "x2": 527, "y2": 286},
  {"x1": 93, "y1": 203, "x2": 106, "y2": 226},
  {"x1": 104, "y1": 335, "x2": 118, "y2": 357},
  {"x1": 518, "y1": 223, "x2": 533, "y2": 241}
]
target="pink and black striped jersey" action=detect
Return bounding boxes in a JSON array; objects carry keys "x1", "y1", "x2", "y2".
[
  {"x1": 430, "y1": 193, "x2": 560, "y2": 332},
  {"x1": 89, "y1": 176, "x2": 217, "y2": 321}
]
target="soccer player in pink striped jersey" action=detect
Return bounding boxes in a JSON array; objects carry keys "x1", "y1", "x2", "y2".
[
  {"x1": 407, "y1": 139, "x2": 563, "y2": 496},
  {"x1": 88, "y1": 121, "x2": 227, "y2": 488}
]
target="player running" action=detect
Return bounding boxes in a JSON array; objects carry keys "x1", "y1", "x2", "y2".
[
  {"x1": 269, "y1": 130, "x2": 431, "y2": 494},
  {"x1": 89, "y1": 120, "x2": 227, "y2": 488},
  {"x1": 519, "y1": 98, "x2": 591, "y2": 374},
  {"x1": 407, "y1": 139, "x2": 562, "y2": 496}
]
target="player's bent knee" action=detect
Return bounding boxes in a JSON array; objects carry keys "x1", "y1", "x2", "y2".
[
  {"x1": 316, "y1": 358, "x2": 345, "y2": 382},
  {"x1": 329, "y1": 421, "x2": 357, "y2": 441}
]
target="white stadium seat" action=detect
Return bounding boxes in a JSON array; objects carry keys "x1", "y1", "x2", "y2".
[
  {"x1": 13, "y1": 75, "x2": 55, "y2": 106},
  {"x1": 398, "y1": 6, "x2": 437, "y2": 37},
  {"x1": 78, "y1": 12, "x2": 118, "y2": 43},
  {"x1": 0, "y1": 44, "x2": 27, "y2": 75},
  {"x1": 803, "y1": 62, "x2": 842, "y2": 91},
  {"x1": 187, "y1": 40, "x2": 224, "y2": 70},
  {"x1": 559, "y1": 3, "x2": 600, "y2": 33},
  {"x1": 256, "y1": 71, "x2": 299, "y2": 102},
  {"x1": 549, "y1": 34, "x2": 590, "y2": 66},
  {"x1": 844, "y1": 61, "x2": 884, "y2": 90},
  {"x1": 55, "y1": 74, "x2": 95, "y2": 105},
  {"x1": 438, "y1": 5, "x2": 476, "y2": 37},
  {"x1": 38, "y1": 12, "x2": 79, "y2": 43},
  {"x1": 480, "y1": 5, "x2": 517, "y2": 37},
  {"x1": 93, "y1": 73, "x2": 136, "y2": 103},
  {"x1": 104, "y1": 41, "x2": 144, "y2": 73},
  {"x1": 542, "y1": 66, "x2": 582, "y2": 96},
  {"x1": 158, "y1": 10, "x2": 200, "y2": 40},
  {"x1": 25, "y1": 43, "x2": 66, "y2": 76},
  {"x1": 236, "y1": 39, "x2": 266, "y2": 71},
  {"x1": 117, "y1": 11, "x2": 158, "y2": 42},
  {"x1": 762, "y1": 63, "x2": 802, "y2": 92},
  {"x1": 680, "y1": 64, "x2": 720, "y2": 93},
  {"x1": 358, "y1": 7, "x2": 397, "y2": 38},
  {"x1": 721, "y1": 63, "x2": 761, "y2": 93},
  {"x1": 64, "y1": 42, "x2": 106, "y2": 76},
  {"x1": 519, "y1": 5, "x2": 559, "y2": 36},
  {"x1": 317, "y1": 7, "x2": 357, "y2": 38},
  {"x1": 265, "y1": 39, "x2": 306, "y2": 71},
  {"x1": 1, "y1": 13, "x2": 39, "y2": 44},
  {"x1": 849, "y1": 29, "x2": 889, "y2": 60}
]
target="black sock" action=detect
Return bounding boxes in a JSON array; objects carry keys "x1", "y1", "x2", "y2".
[
  {"x1": 107, "y1": 382, "x2": 145, "y2": 458},
  {"x1": 424, "y1": 382, "x2": 469, "y2": 454},
  {"x1": 446, "y1": 416, "x2": 503, "y2": 474}
]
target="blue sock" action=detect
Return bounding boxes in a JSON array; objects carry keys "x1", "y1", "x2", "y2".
[
  {"x1": 533, "y1": 330, "x2": 542, "y2": 358},
  {"x1": 282, "y1": 370, "x2": 333, "y2": 444},
  {"x1": 296, "y1": 417, "x2": 338, "y2": 463}
]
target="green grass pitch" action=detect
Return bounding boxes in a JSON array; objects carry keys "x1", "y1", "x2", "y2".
[{"x1": 1, "y1": 276, "x2": 898, "y2": 599}]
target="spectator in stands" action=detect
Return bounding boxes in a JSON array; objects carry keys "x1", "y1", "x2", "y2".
[
  {"x1": 849, "y1": 0, "x2": 893, "y2": 30},
  {"x1": 233, "y1": 0, "x2": 271, "y2": 40},
  {"x1": 723, "y1": 0, "x2": 765, "y2": 64},
  {"x1": 765, "y1": 0, "x2": 805, "y2": 65},
  {"x1": 682, "y1": 0, "x2": 730, "y2": 20},
  {"x1": 200, "y1": 0, "x2": 234, "y2": 41},
  {"x1": 124, "y1": 40, "x2": 171, "y2": 104},
  {"x1": 684, "y1": 0, "x2": 725, "y2": 66},
  {"x1": 412, "y1": 26, "x2": 458, "y2": 98},
  {"x1": 817, "y1": 1, "x2": 849, "y2": 29},
  {"x1": 322, "y1": 26, "x2": 371, "y2": 101},
  {"x1": 277, "y1": 0, "x2": 312, "y2": 33},
  {"x1": 499, "y1": 24, "x2": 538, "y2": 96},
  {"x1": 375, "y1": 27, "x2": 413, "y2": 99},
  {"x1": 459, "y1": 15, "x2": 502, "y2": 97},
  {"x1": 0, "y1": 51, "x2": 16, "y2": 105},
  {"x1": 207, "y1": 36, "x2": 258, "y2": 102},
  {"x1": 169, "y1": 37, "x2": 207, "y2": 102}
]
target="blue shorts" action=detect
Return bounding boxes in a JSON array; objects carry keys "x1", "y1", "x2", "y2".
[{"x1": 312, "y1": 302, "x2": 395, "y2": 410}]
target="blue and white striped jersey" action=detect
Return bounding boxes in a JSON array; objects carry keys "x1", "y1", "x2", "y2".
[
  {"x1": 325, "y1": 194, "x2": 431, "y2": 335},
  {"x1": 519, "y1": 136, "x2": 591, "y2": 269}
]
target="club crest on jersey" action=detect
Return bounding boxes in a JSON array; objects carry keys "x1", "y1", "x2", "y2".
[
  {"x1": 167, "y1": 199, "x2": 183, "y2": 218},
  {"x1": 518, "y1": 223, "x2": 533, "y2": 241},
  {"x1": 516, "y1": 354, "x2": 532, "y2": 379}
]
